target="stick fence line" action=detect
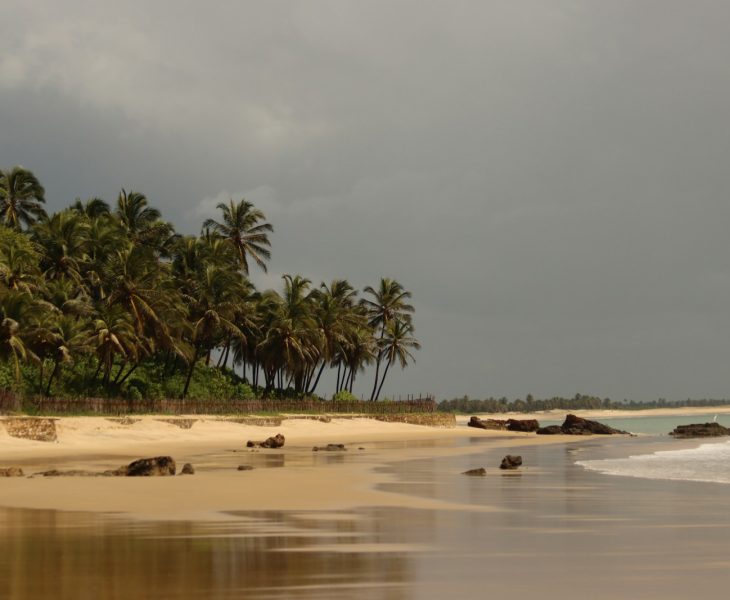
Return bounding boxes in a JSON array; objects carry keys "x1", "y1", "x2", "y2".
[{"x1": 0, "y1": 391, "x2": 436, "y2": 416}]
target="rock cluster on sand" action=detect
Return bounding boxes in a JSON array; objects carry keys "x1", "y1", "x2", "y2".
[
  {"x1": 312, "y1": 444, "x2": 347, "y2": 452},
  {"x1": 537, "y1": 414, "x2": 627, "y2": 435},
  {"x1": 180, "y1": 463, "x2": 195, "y2": 475},
  {"x1": 0, "y1": 467, "x2": 24, "y2": 477},
  {"x1": 36, "y1": 456, "x2": 178, "y2": 477},
  {"x1": 246, "y1": 433, "x2": 285, "y2": 448},
  {"x1": 462, "y1": 467, "x2": 487, "y2": 476},
  {"x1": 670, "y1": 422, "x2": 730, "y2": 438},
  {"x1": 499, "y1": 455, "x2": 522, "y2": 470},
  {"x1": 237, "y1": 465, "x2": 254, "y2": 471},
  {"x1": 468, "y1": 416, "x2": 540, "y2": 432}
]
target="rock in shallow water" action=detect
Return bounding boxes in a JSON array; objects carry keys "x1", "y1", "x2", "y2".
[
  {"x1": 312, "y1": 444, "x2": 347, "y2": 452},
  {"x1": 499, "y1": 455, "x2": 522, "y2": 470},
  {"x1": 462, "y1": 467, "x2": 487, "y2": 476},
  {"x1": 246, "y1": 433, "x2": 285, "y2": 448},
  {"x1": 670, "y1": 422, "x2": 730, "y2": 438}
]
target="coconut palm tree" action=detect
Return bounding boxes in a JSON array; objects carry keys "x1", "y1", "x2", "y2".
[
  {"x1": 0, "y1": 167, "x2": 47, "y2": 230},
  {"x1": 202, "y1": 199, "x2": 273, "y2": 274},
  {"x1": 181, "y1": 265, "x2": 246, "y2": 398},
  {"x1": 373, "y1": 319, "x2": 420, "y2": 401},
  {"x1": 361, "y1": 278, "x2": 414, "y2": 400},
  {"x1": 0, "y1": 229, "x2": 41, "y2": 293},
  {"x1": 115, "y1": 189, "x2": 174, "y2": 251},
  {"x1": 31, "y1": 209, "x2": 90, "y2": 283},
  {"x1": 0, "y1": 290, "x2": 41, "y2": 381},
  {"x1": 71, "y1": 197, "x2": 110, "y2": 219},
  {"x1": 91, "y1": 305, "x2": 139, "y2": 388}
]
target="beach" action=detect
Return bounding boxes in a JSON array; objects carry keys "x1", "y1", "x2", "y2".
[{"x1": 2, "y1": 411, "x2": 730, "y2": 599}]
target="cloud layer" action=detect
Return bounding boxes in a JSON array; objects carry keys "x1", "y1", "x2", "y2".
[{"x1": 3, "y1": 1, "x2": 730, "y2": 400}]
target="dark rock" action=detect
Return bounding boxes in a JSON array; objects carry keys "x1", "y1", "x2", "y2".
[
  {"x1": 560, "y1": 414, "x2": 627, "y2": 435},
  {"x1": 500, "y1": 455, "x2": 523, "y2": 470},
  {"x1": 468, "y1": 416, "x2": 508, "y2": 430},
  {"x1": 246, "y1": 433, "x2": 285, "y2": 448},
  {"x1": 0, "y1": 467, "x2": 24, "y2": 477},
  {"x1": 462, "y1": 467, "x2": 487, "y2": 476},
  {"x1": 507, "y1": 419, "x2": 540, "y2": 432},
  {"x1": 237, "y1": 465, "x2": 254, "y2": 471},
  {"x1": 180, "y1": 463, "x2": 195, "y2": 475},
  {"x1": 670, "y1": 422, "x2": 730, "y2": 439},
  {"x1": 37, "y1": 469, "x2": 105, "y2": 477},
  {"x1": 313, "y1": 444, "x2": 347, "y2": 452},
  {"x1": 123, "y1": 456, "x2": 177, "y2": 477},
  {"x1": 536, "y1": 425, "x2": 564, "y2": 435}
]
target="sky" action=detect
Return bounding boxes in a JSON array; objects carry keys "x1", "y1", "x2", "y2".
[{"x1": 2, "y1": 1, "x2": 730, "y2": 402}]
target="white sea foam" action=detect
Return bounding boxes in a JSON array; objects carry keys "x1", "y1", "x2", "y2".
[{"x1": 577, "y1": 440, "x2": 730, "y2": 484}]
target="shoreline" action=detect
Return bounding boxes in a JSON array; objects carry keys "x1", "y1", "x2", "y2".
[
  {"x1": 2, "y1": 408, "x2": 725, "y2": 519},
  {"x1": 0, "y1": 415, "x2": 590, "y2": 519}
]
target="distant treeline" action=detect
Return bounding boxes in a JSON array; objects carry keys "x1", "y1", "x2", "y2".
[{"x1": 438, "y1": 394, "x2": 730, "y2": 414}]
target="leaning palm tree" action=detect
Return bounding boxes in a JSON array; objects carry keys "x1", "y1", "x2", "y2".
[
  {"x1": 361, "y1": 278, "x2": 414, "y2": 400},
  {"x1": 203, "y1": 199, "x2": 273, "y2": 274},
  {"x1": 0, "y1": 167, "x2": 47, "y2": 229},
  {"x1": 373, "y1": 319, "x2": 420, "y2": 401}
]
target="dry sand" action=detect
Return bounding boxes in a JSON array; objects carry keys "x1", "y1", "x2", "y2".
[{"x1": 0, "y1": 416, "x2": 577, "y2": 519}]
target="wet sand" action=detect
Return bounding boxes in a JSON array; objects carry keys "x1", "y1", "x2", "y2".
[{"x1": 2, "y1": 416, "x2": 730, "y2": 598}]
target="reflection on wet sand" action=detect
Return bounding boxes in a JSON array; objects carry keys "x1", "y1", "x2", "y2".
[{"x1": 2, "y1": 436, "x2": 730, "y2": 599}]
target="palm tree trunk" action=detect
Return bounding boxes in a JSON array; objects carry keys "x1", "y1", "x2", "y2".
[
  {"x1": 38, "y1": 362, "x2": 45, "y2": 395},
  {"x1": 308, "y1": 361, "x2": 327, "y2": 395},
  {"x1": 182, "y1": 346, "x2": 200, "y2": 399},
  {"x1": 113, "y1": 361, "x2": 127, "y2": 384},
  {"x1": 369, "y1": 351, "x2": 383, "y2": 401},
  {"x1": 45, "y1": 360, "x2": 61, "y2": 397},
  {"x1": 374, "y1": 358, "x2": 392, "y2": 401},
  {"x1": 118, "y1": 363, "x2": 139, "y2": 385}
]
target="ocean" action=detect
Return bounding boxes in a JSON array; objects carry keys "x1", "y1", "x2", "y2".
[{"x1": 574, "y1": 412, "x2": 730, "y2": 484}]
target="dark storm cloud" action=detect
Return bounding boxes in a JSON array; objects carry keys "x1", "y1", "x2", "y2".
[{"x1": 3, "y1": 0, "x2": 730, "y2": 400}]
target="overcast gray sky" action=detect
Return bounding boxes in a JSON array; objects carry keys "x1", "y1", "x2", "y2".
[{"x1": 2, "y1": 0, "x2": 730, "y2": 401}]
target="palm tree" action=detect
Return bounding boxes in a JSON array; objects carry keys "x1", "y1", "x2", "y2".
[
  {"x1": 0, "y1": 167, "x2": 47, "y2": 229},
  {"x1": 115, "y1": 189, "x2": 174, "y2": 250},
  {"x1": 361, "y1": 278, "x2": 414, "y2": 400},
  {"x1": 90, "y1": 305, "x2": 139, "y2": 388},
  {"x1": 0, "y1": 229, "x2": 41, "y2": 293},
  {"x1": 309, "y1": 279, "x2": 360, "y2": 395},
  {"x1": 71, "y1": 197, "x2": 110, "y2": 219},
  {"x1": 373, "y1": 319, "x2": 420, "y2": 401},
  {"x1": 182, "y1": 265, "x2": 246, "y2": 398},
  {"x1": 203, "y1": 199, "x2": 273, "y2": 274},
  {"x1": 0, "y1": 290, "x2": 41, "y2": 382},
  {"x1": 31, "y1": 209, "x2": 90, "y2": 283},
  {"x1": 36, "y1": 314, "x2": 91, "y2": 396}
]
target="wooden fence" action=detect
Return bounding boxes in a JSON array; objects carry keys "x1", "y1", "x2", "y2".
[{"x1": 0, "y1": 391, "x2": 436, "y2": 416}]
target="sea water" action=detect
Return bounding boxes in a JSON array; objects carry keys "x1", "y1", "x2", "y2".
[
  {"x1": 572, "y1": 412, "x2": 730, "y2": 484},
  {"x1": 577, "y1": 439, "x2": 730, "y2": 485}
]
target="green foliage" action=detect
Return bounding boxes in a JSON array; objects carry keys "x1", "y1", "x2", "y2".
[
  {"x1": 437, "y1": 394, "x2": 730, "y2": 413},
  {"x1": 333, "y1": 390, "x2": 358, "y2": 402},
  {"x1": 0, "y1": 165, "x2": 420, "y2": 405}
]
